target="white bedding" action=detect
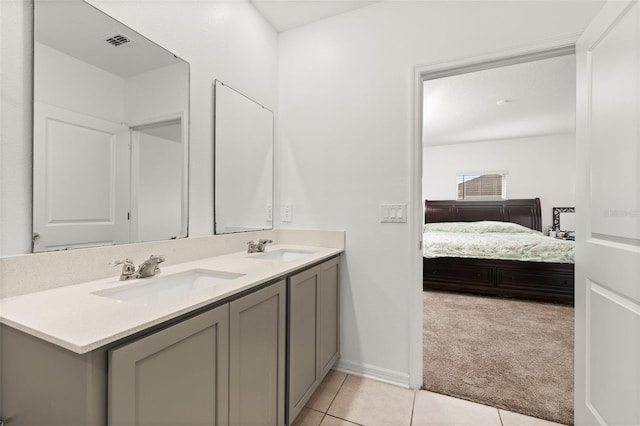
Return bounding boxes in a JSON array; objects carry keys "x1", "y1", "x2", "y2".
[{"x1": 423, "y1": 221, "x2": 575, "y2": 264}]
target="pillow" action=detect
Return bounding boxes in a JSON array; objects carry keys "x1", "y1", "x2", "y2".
[{"x1": 423, "y1": 221, "x2": 541, "y2": 234}]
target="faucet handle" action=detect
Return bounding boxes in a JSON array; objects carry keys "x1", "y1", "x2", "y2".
[
  {"x1": 258, "y1": 239, "x2": 273, "y2": 244},
  {"x1": 246, "y1": 240, "x2": 258, "y2": 253},
  {"x1": 148, "y1": 254, "x2": 166, "y2": 263},
  {"x1": 111, "y1": 258, "x2": 134, "y2": 268},
  {"x1": 111, "y1": 259, "x2": 138, "y2": 280}
]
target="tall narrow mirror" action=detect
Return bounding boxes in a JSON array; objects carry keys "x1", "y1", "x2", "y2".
[
  {"x1": 33, "y1": 0, "x2": 189, "y2": 252},
  {"x1": 214, "y1": 80, "x2": 274, "y2": 234}
]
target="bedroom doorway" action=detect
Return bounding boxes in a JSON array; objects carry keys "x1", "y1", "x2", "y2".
[{"x1": 415, "y1": 45, "x2": 577, "y2": 424}]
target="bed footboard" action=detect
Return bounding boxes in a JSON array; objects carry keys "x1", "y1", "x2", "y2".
[{"x1": 423, "y1": 257, "x2": 574, "y2": 304}]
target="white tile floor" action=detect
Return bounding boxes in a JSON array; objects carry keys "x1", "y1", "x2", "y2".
[{"x1": 292, "y1": 371, "x2": 565, "y2": 426}]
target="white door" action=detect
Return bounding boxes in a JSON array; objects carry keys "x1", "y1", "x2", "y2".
[
  {"x1": 33, "y1": 103, "x2": 130, "y2": 252},
  {"x1": 575, "y1": 1, "x2": 640, "y2": 425}
]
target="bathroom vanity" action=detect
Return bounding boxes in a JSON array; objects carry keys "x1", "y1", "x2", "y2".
[
  {"x1": 3, "y1": 1, "x2": 339, "y2": 423},
  {"x1": 0, "y1": 245, "x2": 341, "y2": 426}
]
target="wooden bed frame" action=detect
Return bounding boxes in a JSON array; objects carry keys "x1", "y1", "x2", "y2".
[{"x1": 423, "y1": 198, "x2": 574, "y2": 304}]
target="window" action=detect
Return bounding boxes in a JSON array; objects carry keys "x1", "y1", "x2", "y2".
[{"x1": 457, "y1": 172, "x2": 507, "y2": 200}]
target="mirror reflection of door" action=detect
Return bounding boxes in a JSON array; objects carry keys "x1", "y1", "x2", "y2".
[
  {"x1": 33, "y1": 103, "x2": 130, "y2": 252},
  {"x1": 33, "y1": 0, "x2": 189, "y2": 252},
  {"x1": 130, "y1": 119, "x2": 184, "y2": 242}
]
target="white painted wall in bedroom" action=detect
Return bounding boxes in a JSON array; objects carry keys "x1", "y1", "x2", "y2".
[
  {"x1": 422, "y1": 134, "x2": 576, "y2": 232},
  {"x1": 278, "y1": 1, "x2": 602, "y2": 386},
  {"x1": 0, "y1": 0, "x2": 277, "y2": 256}
]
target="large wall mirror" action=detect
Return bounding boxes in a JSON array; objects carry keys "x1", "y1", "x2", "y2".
[
  {"x1": 33, "y1": 0, "x2": 189, "y2": 252},
  {"x1": 214, "y1": 80, "x2": 273, "y2": 234}
]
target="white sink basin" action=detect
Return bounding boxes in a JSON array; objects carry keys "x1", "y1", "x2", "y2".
[
  {"x1": 248, "y1": 249, "x2": 315, "y2": 262},
  {"x1": 93, "y1": 269, "x2": 244, "y2": 306}
]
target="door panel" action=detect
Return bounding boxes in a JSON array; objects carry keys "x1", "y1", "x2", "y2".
[
  {"x1": 587, "y1": 284, "x2": 640, "y2": 425},
  {"x1": 576, "y1": 1, "x2": 640, "y2": 425},
  {"x1": 33, "y1": 103, "x2": 129, "y2": 251},
  {"x1": 320, "y1": 258, "x2": 340, "y2": 376}
]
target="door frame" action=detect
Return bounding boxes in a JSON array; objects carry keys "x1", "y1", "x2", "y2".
[
  {"x1": 128, "y1": 111, "x2": 189, "y2": 241},
  {"x1": 409, "y1": 34, "x2": 581, "y2": 388}
]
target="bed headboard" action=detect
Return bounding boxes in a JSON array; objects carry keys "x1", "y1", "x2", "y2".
[{"x1": 424, "y1": 198, "x2": 542, "y2": 231}]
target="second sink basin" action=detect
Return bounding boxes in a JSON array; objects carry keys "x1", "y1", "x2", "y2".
[
  {"x1": 248, "y1": 249, "x2": 315, "y2": 262},
  {"x1": 93, "y1": 269, "x2": 244, "y2": 306}
]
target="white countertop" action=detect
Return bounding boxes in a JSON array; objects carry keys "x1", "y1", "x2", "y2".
[{"x1": 0, "y1": 245, "x2": 342, "y2": 354}]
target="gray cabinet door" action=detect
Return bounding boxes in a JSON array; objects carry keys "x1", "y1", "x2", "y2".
[
  {"x1": 229, "y1": 280, "x2": 286, "y2": 426},
  {"x1": 287, "y1": 256, "x2": 341, "y2": 423},
  {"x1": 288, "y1": 265, "x2": 321, "y2": 421},
  {"x1": 108, "y1": 305, "x2": 230, "y2": 426},
  {"x1": 319, "y1": 257, "x2": 340, "y2": 377}
]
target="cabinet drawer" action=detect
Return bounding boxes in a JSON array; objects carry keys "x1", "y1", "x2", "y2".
[
  {"x1": 497, "y1": 268, "x2": 573, "y2": 294},
  {"x1": 424, "y1": 263, "x2": 493, "y2": 286}
]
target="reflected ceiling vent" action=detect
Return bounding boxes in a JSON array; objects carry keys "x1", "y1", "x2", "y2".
[{"x1": 104, "y1": 33, "x2": 134, "y2": 47}]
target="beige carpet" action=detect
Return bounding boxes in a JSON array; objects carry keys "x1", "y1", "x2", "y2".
[{"x1": 423, "y1": 290, "x2": 574, "y2": 425}]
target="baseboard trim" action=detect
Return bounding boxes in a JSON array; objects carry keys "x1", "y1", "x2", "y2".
[{"x1": 333, "y1": 359, "x2": 411, "y2": 389}]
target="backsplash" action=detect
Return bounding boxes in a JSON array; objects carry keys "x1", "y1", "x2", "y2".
[{"x1": 0, "y1": 229, "x2": 344, "y2": 299}]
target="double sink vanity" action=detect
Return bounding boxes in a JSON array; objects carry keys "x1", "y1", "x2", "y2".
[
  {"x1": 0, "y1": 240, "x2": 342, "y2": 426},
  {"x1": 1, "y1": 1, "x2": 341, "y2": 424}
]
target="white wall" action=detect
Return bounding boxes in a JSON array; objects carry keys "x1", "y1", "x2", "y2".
[
  {"x1": 0, "y1": 0, "x2": 278, "y2": 256},
  {"x1": 136, "y1": 128, "x2": 183, "y2": 242},
  {"x1": 35, "y1": 42, "x2": 126, "y2": 122},
  {"x1": 1, "y1": 0, "x2": 35, "y2": 256},
  {"x1": 124, "y1": 62, "x2": 189, "y2": 124},
  {"x1": 278, "y1": 1, "x2": 602, "y2": 385},
  {"x1": 423, "y1": 134, "x2": 576, "y2": 231}
]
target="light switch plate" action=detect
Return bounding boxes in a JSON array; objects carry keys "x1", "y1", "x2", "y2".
[{"x1": 380, "y1": 204, "x2": 407, "y2": 223}]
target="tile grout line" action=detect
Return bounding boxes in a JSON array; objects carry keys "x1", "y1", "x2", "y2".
[
  {"x1": 324, "y1": 372, "x2": 349, "y2": 416},
  {"x1": 497, "y1": 407, "x2": 504, "y2": 426},
  {"x1": 410, "y1": 389, "x2": 417, "y2": 426},
  {"x1": 304, "y1": 406, "x2": 327, "y2": 426},
  {"x1": 325, "y1": 413, "x2": 366, "y2": 426}
]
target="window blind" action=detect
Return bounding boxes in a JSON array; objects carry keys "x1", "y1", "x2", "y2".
[{"x1": 457, "y1": 172, "x2": 507, "y2": 200}]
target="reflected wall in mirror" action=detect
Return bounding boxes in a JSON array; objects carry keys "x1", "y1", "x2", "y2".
[
  {"x1": 33, "y1": 0, "x2": 189, "y2": 252},
  {"x1": 214, "y1": 80, "x2": 273, "y2": 234}
]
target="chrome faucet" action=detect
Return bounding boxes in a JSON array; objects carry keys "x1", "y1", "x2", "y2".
[
  {"x1": 112, "y1": 255, "x2": 166, "y2": 280},
  {"x1": 138, "y1": 254, "x2": 166, "y2": 278},
  {"x1": 247, "y1": 239, "x2": 273, "y2": 253}
]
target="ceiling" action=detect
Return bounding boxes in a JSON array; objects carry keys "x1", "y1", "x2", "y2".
[
  {"x1": 248, "y1": 1, "x2": 576, "y2": 146},
  {"x1": 423, "y1": 54, "x2": 576, "y2": 146},
  {"x1": 250, "y1": 0, "x2": 379, "y2": 32}
]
